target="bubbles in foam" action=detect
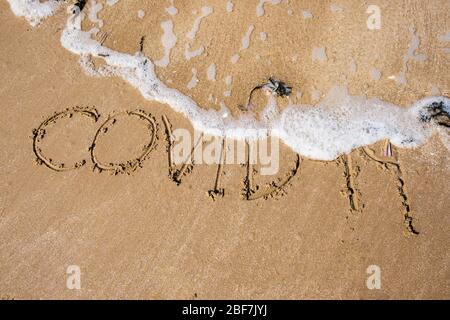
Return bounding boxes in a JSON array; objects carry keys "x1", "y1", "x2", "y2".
[
  {"x1": 166, "y1": 6, "x2": 178, "y2": 16},
  {"x1": 312, "y1": 47, "x2": 327, "y2": 62},
  {"x1": 224, "y1": 75, "x2": 233, "y2": 86},
  {"x1": 349, "y1": 58, "x2": 358, "y2": 73},
  {"x1": 185, "y1": 43, "x2": 204, "y2": 61},
  {"x1": 106, "y1": 0, "x2": 119, "y2": 6},
  {"x1": 371, "y1": 68, "x2": 382, "y2": 81},
  {"x1": 230, "y1": 54, "x2": 240, "y2": 64},
  {"x1": 241, "y1": 25, "x2": 255, "y2": 50},
  {"x1": 6, "y1": 1, "x2": 450, "y2": 162},
  {"x1": 187, "y1": 68, "x2": 199, "y2": 90},
  {"x1": 6, "y1": 0, "x2": 61, "y2": 26},
  {"x1": 88, "y1": 0, "x2": 103, "y2": 28},
  {"x1": 186, "y1": 6, "x2": 213, "y2": 40},
  {"x1": 302, "y1": 10, "x2": 313, "y2": 19},
  {"x1": 155, "y1": 20, "x2": 177, "y2": 68},
  {"x1": 431, "y1": 85, "x2": 441, "y2": 96},
  {"x1": 256, "y1": 0, "x2": 281, "y2": 17},
  {"x1": 226, "y1": 1, "x2": 234, "y2": 13},
  {"x1": 273, "y1": 87, "x2": 449, "y2": 160},
  {"x1": 393, "y1": 27, "x2": 427, "y2": 86},
  {"x1": 207, "y1": 64, "x2": 216, "y2": 81},
  {"x1": 330, "y1": 4, "x2": 344, "y2": 13},
  {"x1": 311, "y1": 90, "x2": 322, "y2": 102},
  {"x1": 438, "y1": 32, "x2": 450, "y2": 42},
  {"x1": 260, "y1": 32, "x2": 268, "y2": 41},
  {"x1": 184, "y1": 6, "x2": 212, "y2": 62},
  {"x1": 137, "y1": 10, "x2": 145, "y2": 19}
]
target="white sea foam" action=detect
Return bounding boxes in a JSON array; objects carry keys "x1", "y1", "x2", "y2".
[
  {"x1": 106, "y1": 0, "x2": 119, "y2": 6},
  {"x1": 88, "y1": 0, "x2": 103, "y2": 27},
  {"x1": 273, "y1": 88, "x2": 450, "y2": 159},
  {"x1": 371, "y1": 68, "x2": 381, "y2": 81},
  {"x1": 438, "y1": 32, "x2": 450, "y2": 42},
  {"x1": 330, "y1": 4, "x2": 344, "y2": 13},
  {"x1": 186, "y1": 6, "x2": 213, "y2": 40},
  {"x1": 431, "y1": 85, "x2": 441, "y2": 95},
  {"x1": 155, "y1": 20, "x2": 177, "y2": 68},
  {"x1": 241, "y1": 25, "x2": 255, "y2": 50},
  {"x1": 230, "y1": 54, "x2": 240, "y2": 64},
  {"x1": 311, "y1": 90, "x2": 322, "y2": 102},
  {"x1": 437, "y1": 32, "x2": 450, "y2": 54},
  {"x1": 393, "y1": 27, "x2": 427, "y2": 85},
  {"x1": 260, "y1": 32, "x2": 268, "y2": 41},
  {"x1": 185, "y1": 44, "x2": 204, "y2": 61},
  {"x1": 165, "y1": 6, "x2": 178, "y2": 16},
  {"x1": 349, "y1": 58, "x2": 358, "y2": 73},
  {"x1": 187, "y1": 68, "x2": 199, "y2": 90},
  {"x1": 256, "y1": 0, "x2": 281, "y2": 17},
  {"x1": 312, "y1": 47, "x2": 327, "y2": 62},
  {"x1": 6, "y1": 1, "x2": 450, "y2": 161},
  {"x1": 226, "y1": 1, "x2": 234, "y2": 13},
  {"x1": 207, "y1": 64, "x2": 216, "y2": 81},
  {"x1": 302, "y1": 10, "x2": 313, "y2": 19},
  {"x1": 224, "y1": 75, "x2": 233, "y2": 86},
  {"x1": 137, "y1": 9, "x2": 145, "y2": 19},
  {"x1": 183, "y1": 6, "x2": 211, "y2": 61},
  {"x1": 6, "y1": 0, "x2": 61, "y2": 26}
]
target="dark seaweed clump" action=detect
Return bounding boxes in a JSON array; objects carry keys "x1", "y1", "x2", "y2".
[
  {"x1": 73, "y1": 0, "x2": 87, "y2": 13},
  {"x1": 265, "y1": 78, "x2": 292, "y2": 97},
  {"x1": 419, "y1": 101, "x2": 450, "y2": 128}
]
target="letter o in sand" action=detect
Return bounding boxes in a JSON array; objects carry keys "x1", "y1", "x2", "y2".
[
  {"x1": 33, "y1": 107, "x2": 100, "y2": 172},
  {"x1": 91, "y1": 110, "x2": 158, "y2": 174}
]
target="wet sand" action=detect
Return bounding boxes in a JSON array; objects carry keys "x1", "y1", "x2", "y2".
[{"x1": 0, "y1": 0, "x2": 449, "y2": 299}]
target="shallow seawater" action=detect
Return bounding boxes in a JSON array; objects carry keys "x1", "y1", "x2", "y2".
[{"x1": 5, "y1": 0, "x2": 450, "y2": 160}]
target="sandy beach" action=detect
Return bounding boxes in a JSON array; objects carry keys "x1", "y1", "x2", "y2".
[{"x1": 0, "y1": 0, "x2": 449, "y2": 299}]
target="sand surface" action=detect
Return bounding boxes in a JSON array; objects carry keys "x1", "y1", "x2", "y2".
[{"x1": 0, "y1": 0, "x2": 449, "y2": 299}]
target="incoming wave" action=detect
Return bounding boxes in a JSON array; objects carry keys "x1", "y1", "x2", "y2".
[{"x1": 6, "y1": 0, "x2": 450, "y2": 160}]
